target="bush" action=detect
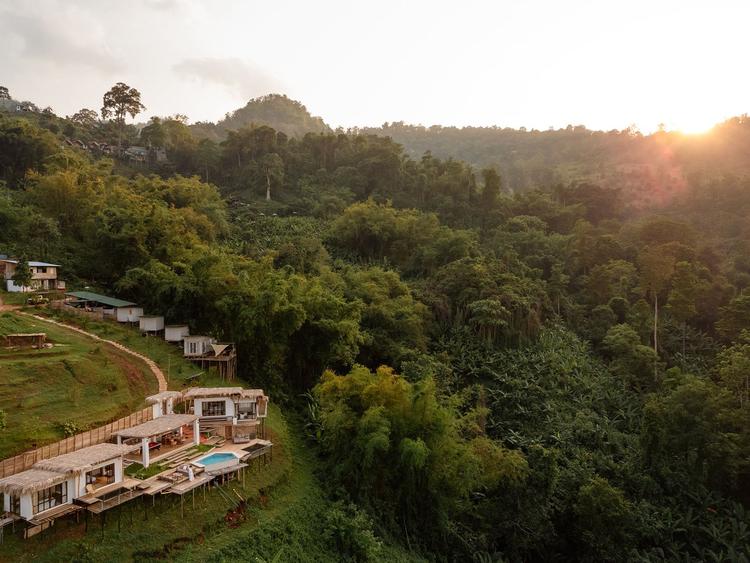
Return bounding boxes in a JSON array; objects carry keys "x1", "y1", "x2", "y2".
[
  {"x1": 60, "y1": 420, "x2": 84, "y2": 437},
  {"x1": 323, "y1": 502, "x2": 382, "y2": 562}
]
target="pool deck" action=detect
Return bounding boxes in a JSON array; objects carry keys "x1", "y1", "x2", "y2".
[{"x1": 123, "y1": 438, "x2": 274, "y2": 500}]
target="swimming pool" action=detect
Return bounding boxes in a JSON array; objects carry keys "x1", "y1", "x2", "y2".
[{"x1": 193, "y1": 452, "x2": 241, "y2": 470}]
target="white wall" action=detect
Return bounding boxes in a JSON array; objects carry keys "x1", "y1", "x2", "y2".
[
  {"x1": 139, "y1": 316, "x2": 165, "y2": 332},
  {"x1": 116, "y1": 307, "x2": 143, "y2": 323},
  {"x1": 18, "y1": 477, "x2": 75, "y2": 520},
  {"x1": 6, "y1": 280, "x2": 31, "y2": 293},
  {"x1": 184, "y1": 337, "x2": 213, "y2": 356},
  {"x1": 165, "y1": 325, "x2": 189, "y2": 342}
]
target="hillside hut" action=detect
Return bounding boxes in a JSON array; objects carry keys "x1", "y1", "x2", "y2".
[
  {"x1": 164, "y1": 325, "x2": 189, "y2": 343},
  {"x1": 116, "y1": 306, "x2": 143, "y2": 323},
  {"x1": 183, "y1": 335, "x2": 215, "y2": 357},
  {"x1": 4, "y1": 333, "x2": 46, "y2": 348},
  {"x1": 139, "y1": 316, "x2": 165, "y2": 333}
]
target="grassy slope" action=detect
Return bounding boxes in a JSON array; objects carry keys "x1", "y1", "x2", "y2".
[
  {"x1": 1, "y1": 407, "x2": 424, "y2": 562},
  {"x1": 0, "y1": 311, "x2": 157, "y2": 458},
  {"x1": 38, "y1": 306, "x2": 226, "y2": 389},
  {"x1": 2, "y1": 306, "x2": 422, "y2": 560}
]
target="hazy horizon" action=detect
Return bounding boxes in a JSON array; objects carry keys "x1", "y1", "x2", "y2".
[{"x1": 1, "y1": 0, "x2": 748, "y2": 134}]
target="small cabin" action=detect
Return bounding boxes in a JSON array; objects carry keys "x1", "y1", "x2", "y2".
[
  {"x1": 139, "y1": 316, "x2": 164, "y2": 333},
  {"x1": 164, "y1": 325, "x2": 189, "y2": 343},
  {"x1": 116, "y1": 306, "x2": 143, "y2": 323},
  {"x1": 183, "y1": 335, "x2": 215, "y2": 357},
  {"x1": 3, "y1": 333, "x2": 46, "y2": 348}
]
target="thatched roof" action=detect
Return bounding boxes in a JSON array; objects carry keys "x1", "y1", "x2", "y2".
[
  {"x1": 185, "y1": 386, "x2": 242, "y2": 397},
  {"x1": 33, "y1": 443, "x2": 139, "y2": 474},
  {"x1": 0, "y1": 469, "x2": 68, "y2": 495},
  {"x1": 113, "y1": 414, "x2": 197, "y2": 439},
  {"x1": 145, "y1": 391, "x2": 183, "y2": 404},
  {"x1": 185, "y1": 387, "x2": 265, "y2": 400}
]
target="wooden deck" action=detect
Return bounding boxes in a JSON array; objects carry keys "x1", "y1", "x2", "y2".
[
  {"x1": 74, "y1": 478, "x2": 144, "y2": 514},
  {"x1": 27, "y1": 503, "x2": 81, "y2": 526}
]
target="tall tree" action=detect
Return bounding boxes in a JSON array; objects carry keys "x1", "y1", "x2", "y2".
[
  {"x1": 480, "y1": 167, "x2": 502, "y2": 228},
  {"x1": 12, "y1": 255, "x2": 33, "y2": 289},
  {"x1": 101, "y1": 82, "x2": 145, "y2": 147},
  {"x1": 260, "y1": 153, "x2": 284, "y2": 201},
  {"x1": 0, "y1": 86, "x2": 10, "y2": 100},
  {"x1": 666, "y1": 261, "x2": 701, "y2": 355},
  {"x1": 638, "y1": 245, "x2": 675, "y2": 372},
  {"x1": 69, "y1": 108, "x2": 99, "y2": 128},
  {"x1": 480, "y1": 167, "x2": 501, "y2": 208}
]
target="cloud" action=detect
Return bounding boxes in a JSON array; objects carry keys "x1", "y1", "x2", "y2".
[
  {"x1": 0, "y1": 6, "x2": 125, "y2": 73},
  {"x1": 173, "y1": 57, "x2": 283, "y2": 99}
]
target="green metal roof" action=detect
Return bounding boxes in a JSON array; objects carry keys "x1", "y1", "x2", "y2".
[{"x1": 65, "y1": 291, "x2": 136, "y2": 308}]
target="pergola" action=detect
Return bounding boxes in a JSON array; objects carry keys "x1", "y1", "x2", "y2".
[{"x1": 113, "y1": 414, "x2": 199, "y2": 467}]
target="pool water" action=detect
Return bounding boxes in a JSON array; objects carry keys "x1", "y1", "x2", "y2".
[{"x1": 197, "y1": 453, "x2": 237, "y2": 466}]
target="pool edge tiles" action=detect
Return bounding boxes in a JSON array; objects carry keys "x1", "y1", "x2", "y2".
[{"x1": 192, "y1": 451, "x2": 242, "y2": 471}]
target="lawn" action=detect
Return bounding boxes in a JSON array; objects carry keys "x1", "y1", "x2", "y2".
[{"x1": 0, "y1": 311, "x2": 158, "y2": 458}]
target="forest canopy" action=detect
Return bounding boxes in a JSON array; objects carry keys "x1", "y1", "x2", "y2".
[{"x1": 2, "y1": 89, "x2": 750, "y2": 561}]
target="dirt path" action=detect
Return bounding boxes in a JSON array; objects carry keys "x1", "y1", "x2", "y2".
[
  {"x1": 20, "y1": 311, "x2": 168, "y2": 392},
  {"x1": 0, "y1": 294, "x2": 20, "y2": 312}
]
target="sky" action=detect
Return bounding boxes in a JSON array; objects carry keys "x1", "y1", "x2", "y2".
[{"x1": 0, "y1": 0, "x2": 748, "y2": 133}]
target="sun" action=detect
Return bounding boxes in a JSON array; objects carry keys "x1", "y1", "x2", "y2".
[{"x1": 667, "y1": 116, "x2": 718, "y2": 135}]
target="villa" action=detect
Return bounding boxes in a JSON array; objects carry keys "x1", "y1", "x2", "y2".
[
  {"x1": 184, "y1": 387, "x2": 269, "y2": 443},
  {"x1": 0, "y1": 443, "x2": 138, "y2": 537},
  {"x1": 0, "y1": 386, "x2": 272, "y2": 539}
]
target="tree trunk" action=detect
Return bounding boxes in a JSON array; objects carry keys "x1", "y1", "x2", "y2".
[{"x1": 265, "y1": 171, "x2": 271, "y2": 201}]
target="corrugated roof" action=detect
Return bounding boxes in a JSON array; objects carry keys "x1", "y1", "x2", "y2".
[
  {"x1": 0, "y1": 259, "x2": 60, "y2": 267},
  {"x1": 66, "y1": 291, "x2": 135, "y2": 308}
]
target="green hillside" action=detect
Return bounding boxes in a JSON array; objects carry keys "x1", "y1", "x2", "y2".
[
  {"x1": 191, "y1": 93, "x2": 329, "y2": 141},
  {"x1": 0, "y1": 312, "x2": 156, "y2": 458}
]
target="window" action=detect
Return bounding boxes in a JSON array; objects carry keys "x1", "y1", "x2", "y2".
[
  {"x1": 34, "y1": 482, "x2": 68, "y2": 514},
  {"x1": 202, "y1": 400, "x2": 226, "y2": 417},
  {"x1": 238, "y1": 401, "x2": 257, "y2": 419},
  {"x1": 188, "y1": 341, "x2": 197, "y2": 354},
  {"x1": 38, "y1": 267, "x2": 47, "y2": 273},
  {"x1": 86, "y1": 463, "x2": 115, "y2": 487},
  {"x1": 9, "y1": 494, "x2": 20, "y2": 514}
]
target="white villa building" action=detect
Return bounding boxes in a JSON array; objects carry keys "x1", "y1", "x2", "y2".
[
  {"x1": 0, "y1": 386, "x2": 270, "y2": 537},
  {"x1": 184, "y1": 387, "x2": 269, "y2": 443},
  {"x1": 0, "y1": 443, "x2": 137, "y2": 531}
]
